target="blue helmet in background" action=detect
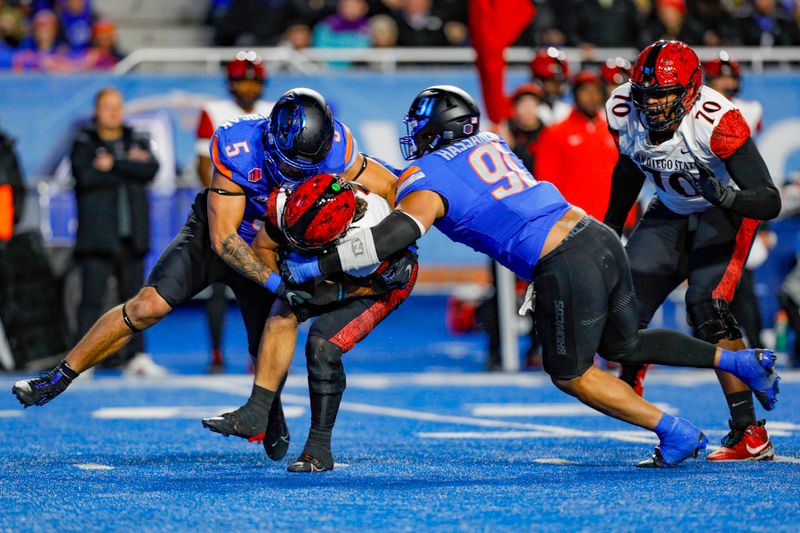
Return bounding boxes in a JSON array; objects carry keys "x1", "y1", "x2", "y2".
[{"x1": 264, "y1": 87, "x2": 334, "y2": 185}]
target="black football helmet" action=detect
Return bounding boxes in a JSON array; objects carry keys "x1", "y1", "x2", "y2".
[
  {"x1": 399, "y1": 85, "x2": 480, "y2": 160},
  {"x1": 265, "y1": 87, "x2": 334, "y2": 185}
]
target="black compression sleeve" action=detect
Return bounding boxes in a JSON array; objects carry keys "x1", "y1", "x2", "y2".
[
  {"x1": 603, "y1": 154, "x2": 645, "y2": 236},
  {"x1": 722, "y1": 138, "x2": 781, "y2": 220},
  {"x1": 318, "y1": 210, "x2": 423, "y2": 275}
]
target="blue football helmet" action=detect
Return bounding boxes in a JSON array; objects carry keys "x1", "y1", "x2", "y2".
[
  {"x1": 400, "y1": 85, "x2": 480, "y2": 160},
  {"x1": 264, "y1": 87, "x2": 334, "y2": 185}
]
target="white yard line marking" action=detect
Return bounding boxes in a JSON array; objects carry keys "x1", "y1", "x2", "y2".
[
  {"x1": 467, "y1": 402, "x2": 678, "y2": 417},
  {"x1": 417, "y1": 430, "x2": 656, "y2": 444},
  {"x1": 193, "y1": 380, "x2": 650, "y2": 442},
  {"x1": 774, "y1": 456, "x2": 800, "y2": 464},
  {"x1": 74, "y1": 464, "x2": 114, "y2": 470},
  {"x1": 533, "y1": 458, "x2": 579, "y2": 465},
  {"x1": 0, "y1": 410, "x2": 22, "y2": 418},
  {"x1": 417, "y1": 431, "x2": 555, "y2": 439},
  {"x1": 92, "y1": 405, "x2": 305, "y2": 420}
]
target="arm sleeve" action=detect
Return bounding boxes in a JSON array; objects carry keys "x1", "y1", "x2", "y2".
[
  {"x1": 603, "y1": 154, "x2": 646, "y2": 236},
  {"x1": 318, "y1": 210, "x2": 423, "y2": 275},
  {"x1": 722, "y1": 138, "x2": 781, "y2": 220},
  {"x1": 70, "y1": 134, "x2": 118, "y2": 191}
]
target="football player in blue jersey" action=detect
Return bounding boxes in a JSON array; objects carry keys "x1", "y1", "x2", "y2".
[
  {"x1": 282, "y1": 85, "x2": 782, "y2": 468},
  {"x1": 206, "y1": 173, "x2": 418, "y2": 472},
  {"x1": 12, "y1": 88, "x2": 397, "y2": 461}
]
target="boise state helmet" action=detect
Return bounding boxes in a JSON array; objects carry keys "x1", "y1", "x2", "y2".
[
  {"x1": 265, "y1": 88, "x2": 334, "y2": 185},
  {"x1": 399, "y1": 85, "x2": 480, "y2": 160},
  {"x1": 281, "y1": 173, "x2": 356, "y2": 253},
  {"x1": 630, "y1": 40, "x2": 702, "y2": 132}
]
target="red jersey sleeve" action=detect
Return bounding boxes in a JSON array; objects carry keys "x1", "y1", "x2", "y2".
[
  {"x1": 196, "y1": 109, "x2": 215, "y2": 140},
  {"x1": 710, "y1": 109, "x2": 750, "y2": 160}
]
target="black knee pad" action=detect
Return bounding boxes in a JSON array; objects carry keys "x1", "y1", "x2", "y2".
[
  {"x1": 687, "y1": 299, "x2": 742, "y2": 343},
  {"x1": 306, "y1": 336, "x2": 346, "y2": 395}
]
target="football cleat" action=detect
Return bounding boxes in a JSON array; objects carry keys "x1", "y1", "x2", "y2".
[
  {"x1": 12, "y1": 363, "x2": 77, "y2": 407},
  {"x1": 731, "y1": 349, "x2": 780, "y2": 411},
  {"x1": 706, "y1": 419, "x2": 775, "y2": 461},
  {"x1": 637, "y1": 417, "x2": 707, "y2": 468},
  {"x1": 202, "y1": 406, "x2": 266, "y2": 441},
  {"x1": 287, "y1": 452, "x2": 334, "y2": 473},
  {"x1": 263, "y1": 396, "x2": 290, "y2": 461}
]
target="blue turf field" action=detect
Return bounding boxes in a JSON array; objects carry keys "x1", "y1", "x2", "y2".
[{"x1": 1, "y1": 296, "x2": 799, "y2": 531}]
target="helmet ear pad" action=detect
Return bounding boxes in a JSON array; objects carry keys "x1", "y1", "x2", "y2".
[{"x1": 281, "y1": 174, "x2": 356, "y2": 253}]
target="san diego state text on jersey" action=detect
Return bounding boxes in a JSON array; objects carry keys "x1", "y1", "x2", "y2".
[
  {"x1": 396, "y1": 131, "x2": 570, "y2": 279},
  {"x1": 607, "y1": 84, "x2": 751, "y2": 215},
  {"x1": 210, "y1": 115, "x2": 359, "y2": 243}
]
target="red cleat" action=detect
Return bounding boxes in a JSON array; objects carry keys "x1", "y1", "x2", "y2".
[
  {"x1": 706, "y1": 420, "x2": 775, "y2": 461},
  {"x1": 619, "y1": 363, "x2": 650, "y2": 396},
  {"x1": 632, "y1": 365, "x2": 649, "y2": 396}
]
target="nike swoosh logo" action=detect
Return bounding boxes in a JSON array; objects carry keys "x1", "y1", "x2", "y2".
[
  {"x1": 680, "y1": 149, "x2": 691, "y2": 154},
  {"x1": 269, "y1": 434, "x2": 290, "y2": 447},
  {"x1": 746, "y1": 442, "x2": 770, "y2": 455},
  {"x1": 731, "y1": 401, "x2": 749, "y2": 408}
]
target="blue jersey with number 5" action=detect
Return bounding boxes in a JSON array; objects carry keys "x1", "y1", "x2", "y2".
[
  {"x1": 210, "y1": 114, "x2": 358, "y2": 243},
  {"x1": 395, "y1": 131, "x2": 570, "y2": 279}
]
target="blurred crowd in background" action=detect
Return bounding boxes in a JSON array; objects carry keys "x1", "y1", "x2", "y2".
[{"x1": 2, "y1": 0, "x2": 800, "y2": 72}]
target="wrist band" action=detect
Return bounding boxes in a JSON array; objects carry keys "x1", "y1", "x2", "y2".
[{"x1": 264, "y1": 272, "x2": 283, "y2": 294}]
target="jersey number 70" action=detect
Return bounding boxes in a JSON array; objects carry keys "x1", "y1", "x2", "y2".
[{"x1": 469, "y1": 141, "x2": 537, "y2": 200}]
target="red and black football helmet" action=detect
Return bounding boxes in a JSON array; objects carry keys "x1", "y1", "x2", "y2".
[
  {"x1": 227, "y1": 51, "x2": 267, "y2": 84},
  {"x1": 281, "y1": 173, "x2": 356, "y2": 253},
  {"x1": 630, "y1": 40, "x2": 702, "y2": 132},
  {"x1": 600, "y1": 57, "x2": 632, "y2": 86},
  {"x1": 703, "y1": 50, "x2": 741, "y2": 97},
  {"x1": 226, "y1": 51, "x2": 266, "y2": 107},
  {"x1": 530, "y1": 47, "x2": 570, "y2": 82}
]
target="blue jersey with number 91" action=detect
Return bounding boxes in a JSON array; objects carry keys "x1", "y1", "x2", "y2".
[{"x1": 395, "y1": 131, "x2": 571, "y2": 279}]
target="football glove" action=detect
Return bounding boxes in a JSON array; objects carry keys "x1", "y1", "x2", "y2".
[
  {"x1": 280, "y1": 251, "x2": 322, "y2": 285},
  {"x1": 689, "y1": 158, "x2": 735, "y2": 209}
]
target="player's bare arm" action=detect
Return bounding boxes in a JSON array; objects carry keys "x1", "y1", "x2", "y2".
[
  {"x1": 197, "y1": 154, "x2": 213, "y2": 187},
  {"x1": 342, "y1": 153, "x2": 400, "y2": 207},
  {"x1": 310, "y1": 189, "x2": 440, "y2": 278},
  {"x1": 208, "y1": 170, "x2": 277, "y2": 287}
]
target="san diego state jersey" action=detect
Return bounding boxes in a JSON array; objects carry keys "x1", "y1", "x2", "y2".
[
  {"x1": 267, "y1": 182, "x2": 391, "y2": 277},
  {"x1": 210, "y1": 114, "x2": 359, "y2": 243},
  {"x1": 395, "y1": 131, "x2": 570, "y2": 279},
  {"x1": 607, "y1": 83, "x2": 751, "y2": 215}
]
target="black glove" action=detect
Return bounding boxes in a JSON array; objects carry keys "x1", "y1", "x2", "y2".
[
  {"x1": 689, "y1": 158, "x2": 735, "y2": 209},
  {"x1": 375, "y1": 247, "x2": 418, "y2": 290},
  {"x1": 285, "y1": 280, "x2": 347, "y2": 307}
]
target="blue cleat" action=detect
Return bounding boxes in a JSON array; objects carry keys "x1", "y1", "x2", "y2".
[
  {"x1": 729, "y1": 349, "x2": 780, "y2": 411},
  {"x1": 637, "y1": 417, "x2": 708, "y2": 468}
]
